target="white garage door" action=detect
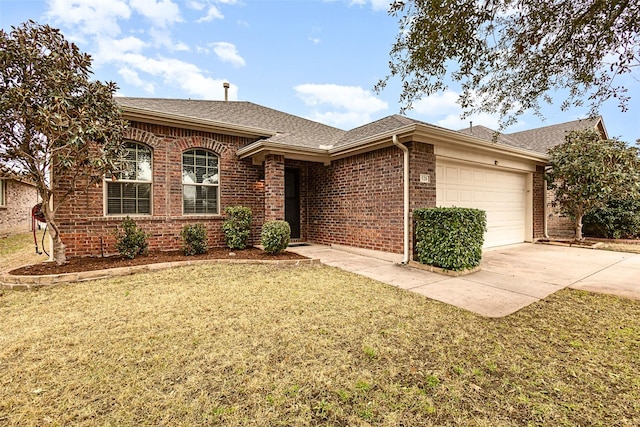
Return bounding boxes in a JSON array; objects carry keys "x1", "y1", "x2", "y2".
[{"x1": 436, "y1": 161, "x2": 527, "y2": 248}]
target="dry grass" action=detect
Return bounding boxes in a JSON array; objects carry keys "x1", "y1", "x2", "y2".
[
  {"x1": 1, "y1": 237, "x2": 639, "y2": 426},
  {"x1": 0, "y1": 231, "x2": 49, "y2": 273},
  {"x1": 599, "y1": 242, "x2": 640, "y2": 254}
]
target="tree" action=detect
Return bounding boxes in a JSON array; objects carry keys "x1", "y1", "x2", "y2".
[
  {"x1": 377, "y1": 0, "x2": 640, "y2": 127},
  {"x1": 546, "y1": 129, "x2": 640, "y2": 240},
  {"x1": 0, "y1": 21, "x2": 127, "y2": 264}
]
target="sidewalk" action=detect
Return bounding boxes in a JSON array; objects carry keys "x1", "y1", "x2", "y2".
[{"x1": 288, "y1": 243, "x2": 640, "y2": 317}]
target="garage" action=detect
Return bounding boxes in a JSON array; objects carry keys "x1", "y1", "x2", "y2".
[{"x1": 436, "y1": 161, "x2": 528, "y2": 248}]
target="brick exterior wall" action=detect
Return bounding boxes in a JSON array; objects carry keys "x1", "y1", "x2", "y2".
[
  {"x1": 546, "y1": 187, "x2": 575, "y2": 238},
  {"x1": 306, "y1": 145, "x2": 406, "y2": 254},
  {"x1": 264, "y1": 154, "x2": 285, "y2": 222},
  {"x1": 0, "y1": 178, "x2": 40, "y2": 236},
  {"x1": 533, "y1": 165, "x2": 546, "y2": 239},
  {"x1": 55, "y1": 123, "x2": 265, "y2": 257},
  {"x1": 408, "y1": 142, "x2": 437, "y2": 253}
]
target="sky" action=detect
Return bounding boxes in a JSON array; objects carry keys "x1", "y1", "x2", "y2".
[{"x1": 1, "y1": 0, "x2": 639, "y2": 144}]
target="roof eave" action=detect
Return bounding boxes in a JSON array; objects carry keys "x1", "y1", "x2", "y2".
[
  {"x1": 237, "y1": 141, "x2": 331, "y2": 165},
  {"x1": 121, "y1": 105, "x2": 276, "y2": 138}
]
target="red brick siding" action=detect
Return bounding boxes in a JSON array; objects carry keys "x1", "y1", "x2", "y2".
[
  {"x1": 264, "y1": 154, "x2": 285, "y2": 222},
  {"x1": 533, "y1": 165, "x2": 546, "y2": 239},
  {"x1": 546, "y1": 188, "x2": 575, "y2": 238},
  {"x1": 55, "y1": 123, "x2": 265, "y2": 257},
  {"x1": 306, "y1": 146, "x2": 405, "y2": 254},
  {"x1": 0, "y1": 179, "x2": 40, "y2": 236},
  {"x1": 408, "y1": 142, "x2": 437, "y2": 255}
]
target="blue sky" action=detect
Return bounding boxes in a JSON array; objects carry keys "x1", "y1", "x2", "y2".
[{"x1": 1, "y1": 0, "x2": 638, "y2": 143}]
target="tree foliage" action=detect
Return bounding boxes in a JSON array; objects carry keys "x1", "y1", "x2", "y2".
[
  {"x1": 0, "y1": 21, "x2": 127, "y2": 264},
  {"x1": 546, "y1": 129, "x2": 640, "y2": 240},
  {"x1": 377, "y1": 0, "x2": 640, "y2": 127}
]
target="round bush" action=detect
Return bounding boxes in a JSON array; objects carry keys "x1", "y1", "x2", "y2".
[
  {"x1": 115, "y1": 216, "x2": 150, "y2": 259},
  {"x1": 180, "y1": 223, "x2": 209, "y2": 256},
  {"x1": 261, "y1": 220, "x2": 290, "y2": 254},
  {"x1": 222, "y1": 206, "x2": 253, "y2": 250}
]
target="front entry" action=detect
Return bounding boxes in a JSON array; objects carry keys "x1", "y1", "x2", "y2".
[{"x1": 285, "y1": 168, "x2": 301, "y2": 239}]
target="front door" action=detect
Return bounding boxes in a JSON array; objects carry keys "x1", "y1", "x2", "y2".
[{"x1": 285, "y1": 168, "x2": 300, "y2": 239}]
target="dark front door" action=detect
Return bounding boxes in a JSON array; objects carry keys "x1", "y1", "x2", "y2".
[{"x1": 285, "y1": 168, "x2": 300, "y2": 239}]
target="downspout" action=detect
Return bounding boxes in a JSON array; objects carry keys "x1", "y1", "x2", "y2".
[{"x1": 392, "y1": 135, "x2": 410, "y2": 264}]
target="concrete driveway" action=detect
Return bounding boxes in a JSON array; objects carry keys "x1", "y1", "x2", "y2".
[{"x1": 289, "y1": 243, "x2": 640, "y2": 317}]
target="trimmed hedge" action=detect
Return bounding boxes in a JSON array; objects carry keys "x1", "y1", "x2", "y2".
[
  {"x1": 222, "y1": 206, "x2": 253, "y2": 250},
  {"x1": 414, "y1": 207, "x2": 487, "y2": 271},
  {"x1": 261, "y1": 220, "x2": 290, "y2": 254},
  {"x1": 180, "y1": 223, "x2": 209, "y2": 255}
]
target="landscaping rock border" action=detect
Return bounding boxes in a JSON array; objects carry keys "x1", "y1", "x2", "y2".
[{"x1": 1, "y1": 258, "x2": 321, "y2": 290}]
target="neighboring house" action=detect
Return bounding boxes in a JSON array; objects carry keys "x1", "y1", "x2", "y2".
[
  {"x1": 0, "y1": 167, "x2": 40, "y2": 237},
  {"x1": 458, "y1": 116, "x2": 608, "y2": 238},
  {"x1": 54, "y1": 96, "x2": 551, "y2": 261}
]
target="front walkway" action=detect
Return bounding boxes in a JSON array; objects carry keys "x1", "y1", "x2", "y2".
[{"x1": 288, "y1": 243, "x2": 640, "y2": 317}]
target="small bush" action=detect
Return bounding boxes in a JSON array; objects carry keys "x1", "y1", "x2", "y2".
[
  {"x1": 222, "y1": 206, "x2": 253, "y2": 250},
  {"x1": 261, "y1": 220, "x2": 290, "y2": 254},
  {"x1": 115, "y1": 216, "x2": 150, "y2": 259},
  {"x1": 414, "y1": 207, "x2": 487, "y2": 271},
  {"x1": 180, "y1": 223, "x2": 209, "y2": 255},
  {"x1": 583, "y1": 199, "x2": 640, "y2": 239}
]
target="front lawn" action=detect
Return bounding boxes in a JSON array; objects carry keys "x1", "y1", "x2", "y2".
[{"x1": 1, "y1": 261, "x2": 638, "y2": 426}]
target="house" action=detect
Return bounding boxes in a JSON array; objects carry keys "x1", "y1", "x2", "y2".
[
  {"x1": 54, "y1": 96, "x2": 602, "y2": 261},
  {"x1": 0, "y1": 166, "x2": 40, "y2": 237},
  {"x1": 457, "y1": 116, "x2": 608, "y2": 238}
]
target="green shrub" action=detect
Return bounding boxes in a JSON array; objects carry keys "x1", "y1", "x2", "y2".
[
  {"x1": 222, "y1": 206, "x2": 253, "y2": 249},
  {"x1": 115, "y1": 216, "x2": 150, "y2": 259},
  {"x1": 414, "y1": 207, "x2": 487, "y2": 271},
  {"x1": 583, "y1": 199, "x2": 640, "y2": 239},
  {"x1": 261, "y1": 220, "x2": 290, "y2": 254},
  {"x1": 180, "y1": 223, "x2": 209, "y2": 255}
]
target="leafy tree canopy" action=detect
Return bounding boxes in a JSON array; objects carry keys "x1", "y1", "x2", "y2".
[
  {"x1": 377, "y1": 0, "x2": 640, "y2": 127},
  {"x1": 0, "y1": 20, "x2": 127, "y2": 264},
  {"x1": 546, "y1": 129, "x2": 640, "y2": 240}
]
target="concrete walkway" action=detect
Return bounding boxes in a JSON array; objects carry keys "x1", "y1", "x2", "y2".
[{"x1": 288, "y1": 243, "x2": 640, "y2": 317}]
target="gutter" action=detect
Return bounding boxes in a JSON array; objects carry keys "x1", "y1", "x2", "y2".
[{"x1": 392, "y1": 135, "x2": 410, "y2": 264}]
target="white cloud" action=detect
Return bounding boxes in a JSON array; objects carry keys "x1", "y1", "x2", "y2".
[
  {"x1": 129, "y1": 0, "x2": 183, "y2": 27},
  {"x1": 412, "y1": 90, "x2": 461, "y2": 116},
  {"x1": 294, "y1": 84, "x2": 388, "y2": 128},
  {"x1": 210, "y1": 42, "x2": 246, "y2": 67},
  {"x1": 148, "y1": 27, "x2": 190, "y2": 51},
  {"x1": 46, "y1": 0, "x2": 131, "y2": 37},
  {"x1": 349, "y1": 0, "x2": 391, "y2": 12},
  {"x1": 410, "y1": 90, "x2": 501, "y2": 131},
  {"x1": 197, "y1": 6, "x2": 224, "y2": 22},
  {"x1": 118, "y1": 67, "x2": 155, "y2": 93},
  {"x1": 308, "y1": 37, "x2": 322, "y2": 45},
  {"x1": 187, "y1": 0, "x2": 205, "y2": 10}
]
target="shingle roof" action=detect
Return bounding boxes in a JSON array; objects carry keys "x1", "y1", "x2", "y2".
[
  {"x1": 456, "y1": 117, "x2": 605, "y2": 154},
  {"x1": 116, "y1": 97, "x2": 346, "y2": 149},
  {"x1": 335, "y1": 115, "x2": 420, "y2": 147},
  {"x1": 505, "y1": 117, "x2": 604, "y2": 153}
]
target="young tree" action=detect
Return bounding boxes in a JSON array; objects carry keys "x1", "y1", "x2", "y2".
[
  {"x1": 377, "y1": 0, "x2": 640, "y2": 127},
  {"x1": 0, "y1": 21, "x2": 127, "y2": 264},
  {"x1": 546, "y1": 129, "x2": 640, "y2": 240}
]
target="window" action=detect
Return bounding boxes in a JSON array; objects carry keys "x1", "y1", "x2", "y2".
[
  {"x1": 0, "y1": 179, "x2": 5, "y2": 206},
  {"x1": 182, "y1": 149, "x2": 219, "y2": 215},
  {"x1": 106, "y1": 142, "x2": 152, "y2": 215}
]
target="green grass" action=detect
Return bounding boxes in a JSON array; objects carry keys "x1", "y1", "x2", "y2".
[{"x1": 1, "y1": 236, "x2": 639, "y2": 425}]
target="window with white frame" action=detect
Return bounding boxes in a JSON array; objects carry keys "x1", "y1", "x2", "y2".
[
  {"x1": 106, "y1": 142, "x2": 152, "y2": 215},
  {"x1": 182, "y1": 149, "x2": 219, "y2": 215},
  {"x1": 0, "y1": 179, "x2": 5, "y2": 206}
]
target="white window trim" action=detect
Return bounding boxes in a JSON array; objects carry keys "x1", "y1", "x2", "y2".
[
  {"x1": 104, "y1": 142, "x2": 153, "y2": 216},
  {"x1": 182, "y1": 149, "x2": 220, "y2": 216}
]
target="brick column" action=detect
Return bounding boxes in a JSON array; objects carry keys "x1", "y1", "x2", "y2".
[{"x1": 264, "y1": 154, "x2": 285, "y2": 221}]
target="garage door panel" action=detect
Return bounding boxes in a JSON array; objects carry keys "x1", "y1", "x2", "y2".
[{"x1": 436, "y1": 161, "x2": 527, "y2": 248}]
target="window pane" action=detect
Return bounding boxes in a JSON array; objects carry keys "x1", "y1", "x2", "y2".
[
  {"x1": 0, "y1": 179, "x2": 6, "y2": 205},
  {"x1": 182, "y1": 149, "x2": 219, "y2": 214}
]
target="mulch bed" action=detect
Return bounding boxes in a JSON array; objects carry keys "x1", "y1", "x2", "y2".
[{"x1": 9, "y1": 248, "x2": 307, "y2": 276}]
